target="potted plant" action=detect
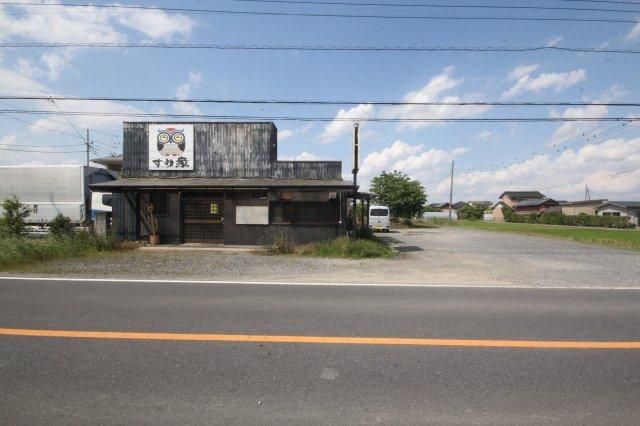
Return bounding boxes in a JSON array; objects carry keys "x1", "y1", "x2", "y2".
[{"x1": 142, "y1": 202, "x2": 160, "y2": 245}]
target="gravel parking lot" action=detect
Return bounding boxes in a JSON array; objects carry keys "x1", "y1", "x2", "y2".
[
  {"x1": 8, "y1": 227, "x2": 640, "y2": 287},
  {"x1": 11, "y1": 227, "x2": 640, "y2": 287}
]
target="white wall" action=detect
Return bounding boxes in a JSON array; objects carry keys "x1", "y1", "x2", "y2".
[{"x1": 423, "y1": 211, "x2": 458, "y2": 220}]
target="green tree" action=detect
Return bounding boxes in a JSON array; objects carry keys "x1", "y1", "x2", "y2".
[
  {"x1": 0, "y1": 196, "x2": 31, "y2": 236},
  {"x1": 457, "y1": 203, "x2": 486, "y2": 220},
  {"x1": 370, "y1": 170, "x2": 427, "y2": 219}
]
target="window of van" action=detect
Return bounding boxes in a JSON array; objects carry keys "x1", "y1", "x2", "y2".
[{"x1": 370, "y1": 208, "x2": 388, "y2": 216}]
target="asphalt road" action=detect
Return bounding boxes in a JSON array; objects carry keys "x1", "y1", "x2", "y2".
[{"x1": 1, "y1": 278, "x2": 640, "y2": 424}]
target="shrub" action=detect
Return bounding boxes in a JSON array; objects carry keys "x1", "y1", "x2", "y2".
[
  {"x1": 0, "y1": 196, "x2": 31, "y2": 236},
  {"x1": 49, "y1": 214, "x2": 75, "y2": 237},
  {"x1": 259, "y1": 228, "x2": 295, "y2": 255},
  {"x1": 457, "y1": 204, "x2": 486, "y2": 221},
  {"x1": 503, "y1": 210, "x2": 635, "y2": 229}
]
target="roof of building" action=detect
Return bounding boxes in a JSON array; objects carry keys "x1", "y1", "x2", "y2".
[
  {"x1": 560, "y1": 199, "x2": 607, "y2": 206},
  {"x1": 499, "y1": 191, "x2": 546, "y2": 199},
  {"x1": 90, "y1": 178, "x2": 354, "y2": 191},
  {"x1": 515, "y1": 197, "x2": 559, "y2": 207},
  {"x1": 92, "y1": 155, "x2": 123, "y2": 166},
  {"x1": 468, "y1": 200, "x2": 492, "y2": 207},
  {"x1": 597, "y1": 201, "x2": 640, "y2": 209}
]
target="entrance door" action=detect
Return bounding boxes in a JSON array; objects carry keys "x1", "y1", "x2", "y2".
[{"x1": 183, "y1": 198, "x2": 224, "y2": 243}]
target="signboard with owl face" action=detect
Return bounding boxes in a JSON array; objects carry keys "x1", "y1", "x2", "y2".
[{"x1": 148, "y1": 124, "x2": 194, "y2": 171}]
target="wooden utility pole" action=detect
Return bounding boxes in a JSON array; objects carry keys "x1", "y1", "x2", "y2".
[
  {"x1": 352, "y1": 123, "x2": 359, "y2": 238},
  {"x1": 86, "y1": 128, "x2": 90, "y2": 167},
  {"x1": 448, "y1": 160, "x2": 454, "y2": 221}
]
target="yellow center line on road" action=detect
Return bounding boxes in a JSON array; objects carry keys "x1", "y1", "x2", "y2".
[{"x1": 1, "y1": 327, "x2": 640, "y2": 349}]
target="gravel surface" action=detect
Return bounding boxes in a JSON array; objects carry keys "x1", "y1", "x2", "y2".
[{"x1": 9, "y1": 227, "x2": 640, "y2": 287}]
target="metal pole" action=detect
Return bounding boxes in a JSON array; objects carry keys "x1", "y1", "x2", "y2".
[
  {"x1": 352, "y1": 123, "x2": 359, "y2": 238},
  {"x1": 448, "y1": 160, "x2": 454, "y2": 221},
  {"x1": 86, "y1": 128, "x2": 90, "y2": 167}
]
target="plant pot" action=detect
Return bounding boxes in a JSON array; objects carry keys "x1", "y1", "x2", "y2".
[{"x1": 149, "y1": 234, "x2": 161, "y2": 246}]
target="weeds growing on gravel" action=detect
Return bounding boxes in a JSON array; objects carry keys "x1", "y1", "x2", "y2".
[
  {"x1": 297, "y1": 236, "x2": 394, "y2": 259},
  {"x1": 0, "y1": 231, "x2": 137, "y2": 270}
]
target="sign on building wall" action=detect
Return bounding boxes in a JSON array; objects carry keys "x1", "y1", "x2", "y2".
[{"x1": 148, "y1": 124, "x2": 194, "y2": 171}]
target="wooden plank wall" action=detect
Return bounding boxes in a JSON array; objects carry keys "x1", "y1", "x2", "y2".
[
  {"x1": 123, "y1": 122, "x2": 342, "y2": 180},
  {"x1": 224, "y1": 197, "x2": 344, "y2": 245}
]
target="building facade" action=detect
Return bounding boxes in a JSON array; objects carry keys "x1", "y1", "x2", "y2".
[
  {"x1": 596, "y1": 201, "x2": 640, "y2": 226},
  {"x1": 91, "y1": 122, "x2": 353, "y2": 245},
  {"x1": 560, "y1": 199, "x2": 607, "y2": 216}
]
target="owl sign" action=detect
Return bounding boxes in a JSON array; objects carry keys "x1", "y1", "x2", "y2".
[{"x1": 148, "y1": 124, "x2": 194, "y2": 171}]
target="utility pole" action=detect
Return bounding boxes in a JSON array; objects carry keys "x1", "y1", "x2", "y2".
[
  {"x1": 86, "y1": 128, "x2": 90, "y2": 167},
  {"x1": 448, "y1": 160, "x2": 454, "y2": 221},
  {"x1": 352, "y1": 123, "x2": 359, "y2": 238},
  {"x1": 585, "y1": 184, "x2": 591, "y2": 201}
]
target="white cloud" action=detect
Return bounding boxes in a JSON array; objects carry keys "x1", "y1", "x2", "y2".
[
  {"x1": 627, "y1": 22, "x2": 640, "y2": 40},
  {"x1": 173, "y1": 71, "x2": 203, "y2": 115},
  {"x1": 358, "y1": 140, "x2": 472, "y2": 194},
  {"x1": 0, "y1": 2, "x2": 196, "y2": 43},
  {"x1": 508, "y1": 64, "x2": 540, "y2": 80},
  {"x1": 502, "y1": 64, "x2": 586, "y2": 98},
  {"x1": 280, "y1": 151, "x2": 328, "y2": 161},
  {"x1": 278, "y1": 123, "x2": 314, "y2": 142},
  {"x1": 41, "y1": 50, "x2": 75, "y2": 80},
  {"x1": 547, "y1": 35, "x2": 563, "y2": 47},
  {"x1": 319, "y1": 103, "x2": 374, "y2": 143},
  {"x1": 445, "y1": 136, "x2": 640, "y2": 201},
  {"x1": 278, "y1": 129, "x2": 294, "y2": 140},
  {"x1": 474, "y1": 130, "x2": 492, "y2": 142},
  {"x1": 548, "y1": 84, "x2": 625, "y2": 146},
  {"x1": 319, "y1": 67, "x2": 492, "y2": 140},
  {"x1": 16, "y1": 58, "x2": 42, "y2": 78},
  {"x1": 0, "y1": 67, "x2": 51, "y2": 95},
  {"x1": 383, "y1": 66, "x2": 491, "y2": 130},
  {"x1": 116, "y1": 7, "x2": 195, "y2": 40}
]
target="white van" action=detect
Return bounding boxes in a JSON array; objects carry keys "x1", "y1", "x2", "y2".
[{"x1": 369, "y1": 205, "x2": 390, "y2": 232}]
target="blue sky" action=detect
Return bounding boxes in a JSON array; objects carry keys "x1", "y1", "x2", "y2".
[{"x1": 0, "y1": 0, "x2": 639, "y2": 202}]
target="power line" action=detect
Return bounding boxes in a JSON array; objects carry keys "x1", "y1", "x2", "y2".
[
  {"x1": 2, "y1": 42, "x2": 639, "y2": 54},
  {"x1": 222, "y1": 0, "x2": 640, "y2": 13},
  {"x1": 0, "y1": 109, "x2": 638, "y2": 123},
  {"x1": 0, "y1": 2, "x2": 637, "y2": 23},
  {"x1": 554, "y1": 0, "x2": 640, "y2": 6},
  {"x1": 1, "y1": 95, "x2": 639, "y2": 107},
  {"x1": 0, "y1": 101, "x2": 121, "y2": 148},
  {"x1": 0, "y1": 146, "x2": 87, "y2": 153}
]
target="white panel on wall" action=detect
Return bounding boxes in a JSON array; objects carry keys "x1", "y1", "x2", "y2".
[{"x1": 236, "y1": 206, "x2": 269, "y2": 225}]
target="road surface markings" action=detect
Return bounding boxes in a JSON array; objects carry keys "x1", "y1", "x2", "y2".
[{"x1": 1, "y1": 328, "x2": 640, "y2": 349}]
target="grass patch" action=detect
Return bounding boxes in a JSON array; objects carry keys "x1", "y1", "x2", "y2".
[
  {"x1": 297, "y1": 236, "x2": 395, "y2": 259},
  {"x1": 416, "y1": 219, "x2": 640, "y2": 251},
  {"x1": 0, "y1": 232, "x2": 138, "y2": 271}
]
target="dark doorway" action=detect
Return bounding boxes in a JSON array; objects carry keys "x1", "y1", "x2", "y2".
[{"x1": 182, "y1": 197, "x2": 224, "y2": 243}]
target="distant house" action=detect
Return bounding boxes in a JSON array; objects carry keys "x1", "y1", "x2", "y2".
[
  {"x1": 492, "y1": 191, "x2": 546, "y2": 221},
  {"x1": 560, "y1": 199, "x2": 607, "y2": 216},
  {"x1": 513, "y1": 198, "x2": 561, "y2": 214},
  {"x1": 467, "y1": 200, "x2": 492, "y2": 210},
  {"x1": 498, "y1": 191, "x2": 546, "y2": 207},
  {"x1": 596, "y1": 201, "x2": 640, "y2": 226},
  {"x1": 430, "y1": 201, "x2": 467, "y2": 213}
]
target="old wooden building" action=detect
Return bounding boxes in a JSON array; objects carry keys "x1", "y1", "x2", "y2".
[{"x1": 91, "y1": 122, "x2": 352, "y2": 245}]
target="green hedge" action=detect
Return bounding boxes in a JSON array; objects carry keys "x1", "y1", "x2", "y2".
[{"x1": 502, "y1": 207, "x2": 635, "y2": 229}]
